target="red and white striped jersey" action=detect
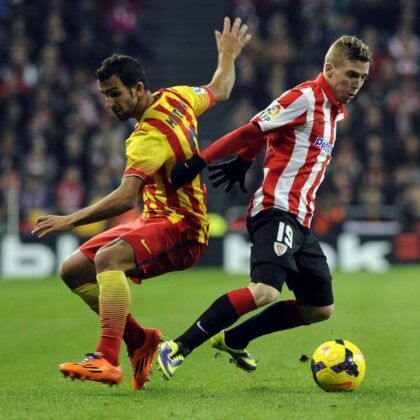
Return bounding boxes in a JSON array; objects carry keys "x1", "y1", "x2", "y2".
[{"x1": 248, "y1": 73, "x2": 347, "y2": 228}]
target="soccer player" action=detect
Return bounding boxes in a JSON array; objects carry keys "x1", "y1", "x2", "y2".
[
  {"x1": 157, "y1": 35, "x2": 372, "y2": 379},
  {"x1": 32, "y1": 17, "x2": 251, "y2": 388}
]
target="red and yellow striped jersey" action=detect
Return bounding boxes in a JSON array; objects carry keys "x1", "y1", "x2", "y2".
[{"x1": 123, "y1": 85, "x2": 215, "y2": 244}]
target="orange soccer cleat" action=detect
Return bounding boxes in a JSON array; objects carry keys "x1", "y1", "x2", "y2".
[
  {"x1": 129, "y1": 328, "x2": 163, "y2": 390},
  {"x1": 59, "y1": 353, "x2": 122, "y2": 386}
]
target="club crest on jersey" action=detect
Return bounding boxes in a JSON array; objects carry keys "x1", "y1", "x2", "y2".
[
  {"x1": 314, "y1": 137, "x2": 333, "y2": 155},
  {"x1": 274, "y1": 241, "x2": 288, "y2": 256}
]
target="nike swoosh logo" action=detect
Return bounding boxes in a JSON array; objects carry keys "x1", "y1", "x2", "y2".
[
  {"x1": 196, "y1": 321, "x2": 208, "y2": 334},
  {"x1": 160, "y1": 347, "x2": 182, "y2": 369},
  {"x1": 141, "y1": 239, "x2": 152, "y2": 254}
]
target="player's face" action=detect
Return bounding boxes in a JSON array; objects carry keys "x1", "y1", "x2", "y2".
[
  {"x1": 98, "y1": 75, "x2": 140, "y2": 120},
  {"x1": 326, "y1": 60, "x2": 370, "y2": 104}
]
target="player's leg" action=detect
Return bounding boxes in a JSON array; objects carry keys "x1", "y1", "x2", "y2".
[
  {"x1": 297, "y1": 303, "x2": 334, "y2": 323},
  {"x1": 59, "y1": 221, "x2": 161, "y2": 386},
  {"x1": 59, "y1": 231, "x2": 147, "y2": 358},
  {"x1": 171, "y1": 284, "x2": 267, "y2": 349},
  {"x1": 219, "y1": 287, "x2": 333, "y2": 358},
  {"x1": 293, "y1": 232, "x2": 334, "y2": 324},
  {"x1": 168, "y1": 279, "x2": 279, "y2": 355},
  {"x1": 91, "y1": 238, "x2": 139, "y2": 368},
  {"x1": 59, "y1": 238, "x2": 137, "y2": 385},
  {"x1": 221, "y1": 264, "x2": 308, "y2": 352},
  {"x1": 115, "y1": 218, "x2": 204, "y2": 389},
  {"x1": 158, "y1": 279, "x2": 278, "y2": 378},
  {"x1": 60, "y1": 250, "x2": 99, "y2": 312},
  {"x1": 158, "y1": 212, "x2": 303, "y2": 379},
  {"x1": 157, "y1": 210, "x2": 299, "y2": 378},
  {"x1": 224, "y1": 230, "x2": 334, "y2": 351}
]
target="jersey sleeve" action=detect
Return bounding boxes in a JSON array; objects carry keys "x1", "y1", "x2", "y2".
[
  {"x1": 168, "y1": 85, "x2": 215, "y2": 117},
  {"x1": 200, "y1": 123, "x2": 264, "y2": 164},
  {"x1": 239, "y1": 136, "x2": 266, "y2": 161},
  {"x1": 251, "y1": 89, "x2": 309, "y2": 133},
  {"x1": 124, "y1": 127, "x2": 170, "y2": 180}
]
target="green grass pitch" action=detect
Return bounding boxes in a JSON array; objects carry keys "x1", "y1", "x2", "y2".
[{"x1": 1, "y1": 266, "x2": 419, "y2": 419}]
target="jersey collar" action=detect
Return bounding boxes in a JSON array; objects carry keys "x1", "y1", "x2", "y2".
[
  {"x1": 315, "y1": 73, "x2": 348, "y2": 116},
  {"x1": 135, "y1": 91, "x2": 163, "y2": 127}
]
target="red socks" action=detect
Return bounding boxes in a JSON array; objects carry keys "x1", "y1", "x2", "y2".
[{"x1": 227, "y1": 287, "x2": 257, "y2": 316}]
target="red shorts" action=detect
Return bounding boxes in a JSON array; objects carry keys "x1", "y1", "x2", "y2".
[{"x1": 80, "y1": 217, "x2": 206, "y2": 284}]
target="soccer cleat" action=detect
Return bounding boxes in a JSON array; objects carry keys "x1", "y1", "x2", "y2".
[
  {"x1": 59, "y1": 352, "x2": 122, "y2": 385},
  {"x1": 211, "y1": 331, "x2": 257, "y2": 372},
  {"x1": 129, "y1": 328, "x2": 163, "y2": 390},
  {"x1": 156, "y1": 341, "x2": 185, "y2": 380}
]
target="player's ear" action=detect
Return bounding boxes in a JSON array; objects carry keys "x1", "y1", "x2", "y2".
[
  {"x1": 134, "y1": 82, "x2": 145, "y2": 98},
  {"x1": 324, "y1": 63, "x2": 334, "y2": 79}
]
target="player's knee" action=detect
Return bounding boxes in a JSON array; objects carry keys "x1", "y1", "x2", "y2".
[
  {"x1": 60, "y1": 253, "x2": 95, "y2": 290},
  {"x1": 60, "y1": 258, "x2": 80, "y2": 290},
  {"x1": 314, "y1": 305, "x2": 333, "y2": 322},
  {"x1": 94, "y1": 240, "x2": 136, "y2": 273},
  {"x1": 94, "y1": 246, "x2": 116, "y2": 272},
  {"x1": 59, "y1": 261, "x2": 70, "y2": 284},
  {"x1": 301, "y1": 304, "x2": 334, "y2": 324},
  {"x1": 248, "y1": 282, "x2": 280, "y2": 307}
]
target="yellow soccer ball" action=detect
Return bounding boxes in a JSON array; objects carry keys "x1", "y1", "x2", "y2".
[{"x1": 311, "y1": 339, "x2": 366, "y2": 392}]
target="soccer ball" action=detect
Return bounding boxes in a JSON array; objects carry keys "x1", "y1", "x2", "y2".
[{"x1": 310, "y1": 339, "x2": 366, "y2": 392}]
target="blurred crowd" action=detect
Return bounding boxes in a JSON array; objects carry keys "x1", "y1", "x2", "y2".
[
  {"x1": 0, "y1": 0, "x2": 148, "y2": 234},
  {"x1": 0, "y1": 0, "x2": 419, "y2": 237}
]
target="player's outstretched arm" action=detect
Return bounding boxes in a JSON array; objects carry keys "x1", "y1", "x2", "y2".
[
  {"x1": 208, "y1": 155, "x2": 253, "y2": 193},
  {"x1": 206, "y1": 17, "x2": 251, "y2": 102},
  {"x1": 32, "y1": 177, "x2": 143, "y2": 238},
  {"x1": 170, "y1": 122, "x2": 264, "y2": 189},
  {"x1": 207, "y1": 136, "x2": 266, "y2": 193}
]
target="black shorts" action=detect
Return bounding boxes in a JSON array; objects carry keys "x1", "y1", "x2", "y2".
[{"x1": 247, "y1": 208, "x2": 333, "y2": 307}]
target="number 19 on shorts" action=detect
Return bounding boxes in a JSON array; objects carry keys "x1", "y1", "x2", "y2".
[{"x1": 277, "y1": 221, "x2": 293, "y2": 248}]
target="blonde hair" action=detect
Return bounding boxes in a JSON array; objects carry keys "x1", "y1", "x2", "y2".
[{"x1": 325, "y1": 35, "x2": 372, "y2": 67}]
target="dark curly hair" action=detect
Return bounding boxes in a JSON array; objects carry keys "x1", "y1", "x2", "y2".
[{"x1": 96, "y1": 54, "x2": 148, "y2": 90}]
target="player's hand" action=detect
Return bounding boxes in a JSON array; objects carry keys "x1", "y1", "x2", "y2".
[
  {"x1": 170, "y1": 155, "x2": 207, "y2": 189},
  {"x1": 31, "y1": 215, "x2": 75, "y2": 238},
  {"x1": 215, "y1": 17, "x2": 252, "y2": 59},
  {"x1": 208, "y1": 155, "x2": 252, "y2": 193}
]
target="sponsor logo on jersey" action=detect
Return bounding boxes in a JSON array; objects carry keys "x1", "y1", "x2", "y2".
[
  {"x1": 273, "y1": 241, "x2": 288, "y2": 256},
  {"x1": 314, "y1": 137, "x2": 333, "y2": 155}
]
